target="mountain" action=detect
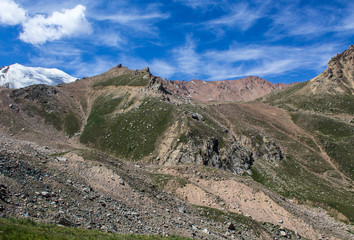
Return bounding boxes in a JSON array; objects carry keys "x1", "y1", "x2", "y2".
[
  {"x1": 163, "y1": 76, "x2": 288, "y2": 102},
  {"x1": 0, "y1": 63, "x2": 77, "y2": 89},
  {"x1": 266, "y1": 44, "x2": 354, "y2": 114},
  {"x1": 0, "y1": 48, "x2": 353, "y2": 239}
]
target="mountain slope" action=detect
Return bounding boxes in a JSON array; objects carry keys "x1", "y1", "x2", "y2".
[
  {"x1": 0, "y1": 63, "x2": 77, "y2": 89},
  {"x1": 0, "y1": 51, "x2": 353, "y2": 239},
  {"x1": 163, "y1": 76, "x2": 288, "y2": 102}
]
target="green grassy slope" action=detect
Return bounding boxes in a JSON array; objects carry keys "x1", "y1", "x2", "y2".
[
  {"x1": 0, "y1": 218, "x2": 189, "y2": 240},
  {"x1": 80, "y1": 95, "x2": 174, "y2": 160}
]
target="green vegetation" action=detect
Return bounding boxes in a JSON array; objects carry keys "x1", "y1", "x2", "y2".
[
  {"x1": 266, "y1": 81, "x2": 308, "y2": 103},
  {"x1": 44, "y1": 112, "x2": 63, "y2": 131},
  {"x1": 80, "y1": 94, "x2": 124, "y2": 149},
  {"x1": 0, "y1": 218, "x2": 189, "y2": 240},
  {"x1": 64, "y1": 112, "x2": 80, "y2": 136},
  {"x1": 22, "y1": 102, "x2": 82, "y2": 134},
  {"x1": 93, "y1": 74, "x2": 149, "y2": 87},
  {"x1": 267, "y1": 82, "x2": 354, "y2": 114},
  {"x1": 291, "y1": 112, "x2": 354, "y2": 179},
  {"x1": 80, "y1": 96, "x2": 174, "y2": 160}
]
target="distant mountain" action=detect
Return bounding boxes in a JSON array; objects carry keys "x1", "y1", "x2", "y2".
[
  {"x1": 162, "y1": 76, "x2": 289, "y2": 102},
  {"x1": 0, "y1": 63, "x2": 77, "y2": 89}
]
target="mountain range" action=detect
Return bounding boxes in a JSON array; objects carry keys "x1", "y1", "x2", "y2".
[{"x1": 0, "y1": 46, "x2": 353, "y2": 240}]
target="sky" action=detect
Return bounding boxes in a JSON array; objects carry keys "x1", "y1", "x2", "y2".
[{"x1": 0, "y1": 0, "x2": 353, "y2": 83}]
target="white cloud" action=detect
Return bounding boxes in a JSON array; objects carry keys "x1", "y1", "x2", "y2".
[
  {"x1": 19, "y1": 4, "x2": 92, "y2": 44},
  {"x1": 206, "y1": 3, "x2": 263, "y2": 31},
  {"x1": 267, "y1": 1, "x2": 354, "y2": 40},
  {"x1": 99, "y1": 12, "x2": 169, "y2": 24},
  {"x1": 172, "y1": 37, "x2": 201, "y2": 76},
  {"x1": 174, "y1": 0, "x2": 219, "y2": 9},
  {"x1": 93, "y1": 5, "x2": 170, "y2": 36},
  {"x1": 144, "y1": 38, "x2": 339, "y2": 81},
  {"x1": 0, "y1": 0, "x2": 26, "y2": 25},
  {"x1": 149, "y1": 60, "x2": 176, "y2": 79}
]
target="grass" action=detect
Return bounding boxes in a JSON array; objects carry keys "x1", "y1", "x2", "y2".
[
  {"x1": 80, "y1": 96, "x2": 174, "y2": 161},
  {"x1": 0, "y1": 218, "x2": 190, "y2": 240},
  {"x1": 93, "y1": 74, "x2": 149, "y2": 87},
  {"x1": 291, "y1": 112, "x2": 354, "y2": 179},
  {"x1": 80, "y1": 94, "x2": 124, "y2": 149},
  {"x1": 64, "y1": 112, "x2": 80, "y2": 136},
  {"x1": 267, "y1": 82, "x2": 354, "y2": 115},
  {"x1": 44, "y1": 112, "x2": 63, "y2": 131}
]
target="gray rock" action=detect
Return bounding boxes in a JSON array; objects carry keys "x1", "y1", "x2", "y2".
[
  {"x1": 191, "y1": 112, "x2": 204, "y2": 121},
  {"x1": 58, "y1": 217, "x2": 73, "y2": 227},
  {"x1": 57, "y1": 157, "x2": 67, "y2": 162},
  {"x1": 40, "y1": 191, "x2": 51, "y2": 198}
]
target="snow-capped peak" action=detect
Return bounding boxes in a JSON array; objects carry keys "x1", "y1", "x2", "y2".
[{"x1": 0, "y1": 63, "x2": 77, "y2": 89}]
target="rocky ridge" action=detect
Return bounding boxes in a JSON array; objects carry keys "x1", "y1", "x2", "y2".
[{"x1": 162, "y1": 76, "x2": 288, "y2": 102}]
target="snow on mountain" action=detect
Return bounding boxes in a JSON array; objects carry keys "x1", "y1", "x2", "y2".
[{"x1": 0, "y1": 63, "x2": 77, "y2": 89}]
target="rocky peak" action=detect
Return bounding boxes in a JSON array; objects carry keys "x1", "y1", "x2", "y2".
[{"x1": 313, "y1": 45, "x2": 354, "y2": 94}]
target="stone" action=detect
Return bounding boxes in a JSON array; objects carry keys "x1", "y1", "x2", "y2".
[
  {"x1": 40, "y1": 191, "x2": 51, "y2": 198},
  {"x1": 57, "y1": 157, "x2": 67, "y2": 162},
  {"x1": 58, "y1": 217, "x2": 73, "y2": 227},
  {"x1": 227, "y1": 222, "x2": 236, "y2": 230},
  {"x1": 191, "y1": 112, "x2": 204, "y2": 121},
  {"x1": 178, "y1": 206, "x2": 185, "y2": 213},
  {"x1": 0, "y1": 185, "x2": 7, "y2": 201}
]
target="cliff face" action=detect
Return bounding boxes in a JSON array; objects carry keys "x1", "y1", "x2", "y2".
[
  {"x1": 155, "y1": 130, "x2": 283, "y2": 175},
  {"x1": 162, "y1": 76, "x2": 288, "y2": 102}
]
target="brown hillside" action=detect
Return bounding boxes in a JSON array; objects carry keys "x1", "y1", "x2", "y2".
[{"x1": 163, "y1": 76, "x2": 288, "y2": 102}]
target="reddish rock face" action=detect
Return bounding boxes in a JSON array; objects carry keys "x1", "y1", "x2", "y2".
[{"x1": 162, "y1": 76, "x2": 289, "y2": 102}]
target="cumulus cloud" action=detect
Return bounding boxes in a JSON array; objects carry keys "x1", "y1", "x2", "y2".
[
  {"x1": 0, "y1": 0, "x2": 26, "y2": 25},
  {"x1": 19, "y1": 4, "x2": 92, "y2": 44}
]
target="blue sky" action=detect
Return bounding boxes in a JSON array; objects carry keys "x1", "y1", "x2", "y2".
[{"x1": 0, "y1": 0, "x2": 353, "y2": 83}]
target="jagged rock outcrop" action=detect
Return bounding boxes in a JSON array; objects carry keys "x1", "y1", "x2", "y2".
[
  {"x1": 157, "y1": 132, "x2": 283, "y2": 175},
  {"x1": 309, "y1": 45, "x2": 354, "y2": 95}
]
